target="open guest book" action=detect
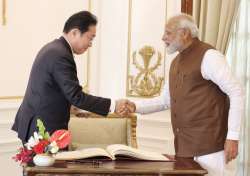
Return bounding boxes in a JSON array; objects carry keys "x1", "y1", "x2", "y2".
[{"x1": 54, "y1": 144, "x2": 169, "y2": 161}]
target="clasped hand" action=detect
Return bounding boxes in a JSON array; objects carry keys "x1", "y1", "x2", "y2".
[{"x1": 115, "y1": 99, "x2": 136, "y2": 117}]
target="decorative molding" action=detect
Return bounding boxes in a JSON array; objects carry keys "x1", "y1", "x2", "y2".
[
  {"x1": 181, "y1": 0, "x2": 193, "y2": 15},
  {"x1": 126, "y1": 0, "x2": 132, "y2": 97},
  {"x1": 82, "y1": 0, "x2": 92, "y2": 93},
  {"x1": 0, "y1": 96, "x2": 23, "y2": 100},
  {"x1": 163, "y1": 1, "x2": 167, "y2": 80},
  {"x1": 1, "y1": 0, "x2": 6, "y2": 25},
  {"x1": 137, "y1": 124, "x2": 173, "y2": 141},
  {"x1": 128, "y1": 46, "x2": 164, "y2": 97},
  {"x1": 1, "y1": 1, "x2": 92, "y2": 98},
  {"x1": 0, "y1": 103, "x2": 20, "y2": 154},
  {"x1": 126, "y1": 0, "x2": 167, "y2": 97},
  {"x1": 0, "y1": 120, "x2": 13, "y2": 128},
  {"x1": 137, "y1": 135, "x2": 174, "y2": 142},
  {"x1": 137, "y1": 117, "x2": 172, "y2": 129},
  {"x1": 0, "y1": 139, "x2": 21, "y2": 153},
  {"x1": 88, "y1": 0, "x2": 92, "y2": 11},
  {"x1": 137, "y1": 135, "x2": 175, "y2": 153},
  {"x1": 136, "y1": 111, "x2": 174, "y2": 152},
  {"x1": 0, "y1": 101, "x2": 18, "y2": 110}
]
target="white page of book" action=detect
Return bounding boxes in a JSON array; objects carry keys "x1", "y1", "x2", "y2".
[
  {"x1": 106, "y1": 144, "x2": 168, "y2": 161},
  {"x1": 54, "y1": 148, "x2": 112, "y2": 160}
]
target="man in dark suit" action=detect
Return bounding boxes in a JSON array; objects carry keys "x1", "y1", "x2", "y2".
[{"x1": 12, "y1": 11, "x2": 135, "y2": 143}]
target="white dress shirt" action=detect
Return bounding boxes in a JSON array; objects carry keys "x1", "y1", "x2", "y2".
[{"x1": 135, "y1": 49, "x2": 245, "y2": 141}]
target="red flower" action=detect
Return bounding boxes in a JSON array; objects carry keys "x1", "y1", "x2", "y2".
[
  {"x1": 49, "y1": 130, "x2": 71, "y2": 149},
  {"x1": 12, "y1": 147, "x2": 33, "y2": 164},
  {"x1": 33, "y1": 140, "x2": 49, "y2": 154}
]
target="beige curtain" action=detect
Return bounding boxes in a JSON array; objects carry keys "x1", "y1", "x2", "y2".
[
  {"x1": 193, "y1": 0, "x2": 240, "y2": 54},
  {"x1": 226, "y1": 0, "x2": 250, "y2": 175}
]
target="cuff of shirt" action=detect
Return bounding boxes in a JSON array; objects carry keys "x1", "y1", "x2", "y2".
[
  {"x1": 226, "y1": 131, "x2": 240, "y2": 140},
  {"x1": 134, "y1": 101, "x2": 143, "y2": 114},
  {"x1": 110, "y1": 100, "x2": 116, "y2": 112}
]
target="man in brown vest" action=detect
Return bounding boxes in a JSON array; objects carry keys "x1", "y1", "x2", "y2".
[{"x1": 128, "y1": 14, "x2": 245, "y2": 176}]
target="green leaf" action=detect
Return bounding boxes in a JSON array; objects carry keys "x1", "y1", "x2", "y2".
[
  {"x1": 44, "y1": 132, "x2": 50, "y2": 140},
  {"x1": 36, "y1": 119, "x2": 50, "y2": 139}
]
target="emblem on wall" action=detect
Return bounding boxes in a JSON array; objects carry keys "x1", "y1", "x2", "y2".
[{"x1": 127, "y1": 45, "x2": 164, "y2": 97}]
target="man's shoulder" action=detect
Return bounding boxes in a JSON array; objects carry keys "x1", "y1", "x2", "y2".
[
  {"x1": 42, "y1": 38, "x2": 68, "y2": 55},
  {"x1": 204, "y1": 49, "x2": 225, "y2": 59},
  {"x1": 198, "y1": 41, "x2": 225, "y2": 59},
  {"x1": 37, "y1": 38, "x2": 72, "y2": 62},
  {"x1": 198, "y1": 40, "x2": 215, "y2": 51}
]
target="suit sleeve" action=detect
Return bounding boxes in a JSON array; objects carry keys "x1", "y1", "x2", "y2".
[{"x1": 52, "y1": 56, "x2": 111, "y2": 116}]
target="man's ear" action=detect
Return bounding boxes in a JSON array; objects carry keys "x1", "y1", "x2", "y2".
[
  {"x1": 183, "y1": 28, "x2": 191, "y2": 39},
  {"x1": 70, "y1": 28, "x2": 80, "y2": 37}
]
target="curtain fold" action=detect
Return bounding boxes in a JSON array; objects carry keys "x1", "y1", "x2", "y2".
[
  {"x1": 193, "y1": 0, "x2": 240, "y2": 54},
  {"x1": 226, "y1": 0, "x2": 250, "y2": 175}
]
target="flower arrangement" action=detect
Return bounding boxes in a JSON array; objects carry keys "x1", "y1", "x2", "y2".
[{"x1": 13, "y1": 119, "x2": 71, "y2": 165}]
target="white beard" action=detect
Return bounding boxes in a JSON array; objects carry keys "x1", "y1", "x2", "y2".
[{"x1": 166, "y1": 40, "x2": 182, "y2": 54}]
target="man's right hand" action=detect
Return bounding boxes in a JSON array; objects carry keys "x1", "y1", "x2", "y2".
[
  {"x1": 115, "y1": 99, "x2": 136, "y2": 117},
  {"x1": 224, "y1": 139, "x2": 239, "y2": 164}
]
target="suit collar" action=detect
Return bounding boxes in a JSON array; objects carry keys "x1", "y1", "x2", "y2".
[{"x1": 59, "y1": 36, "x2": 74, "y2": 57}]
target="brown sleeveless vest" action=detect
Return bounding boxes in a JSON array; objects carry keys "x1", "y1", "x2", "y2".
[{"x1": 169, "y1": 38, "x2": 229, "y2": 157}]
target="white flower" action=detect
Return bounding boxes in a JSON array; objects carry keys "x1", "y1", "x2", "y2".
[
  {"x1": 48, "y1": 141, "x2": 59, "y2": 154},
  {"x1": 25, "y1": 132, "x2": 43, "y2": 150}
]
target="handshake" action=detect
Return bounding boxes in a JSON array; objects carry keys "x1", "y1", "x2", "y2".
[
  {"x1": 70, "y1": 99, "x2": 136, "y2": 117},
  {"x1": 114, "y1": 99, "x2": 136, "y2": 117}
]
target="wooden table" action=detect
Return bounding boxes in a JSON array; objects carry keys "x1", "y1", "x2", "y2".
[{"x1": 24, "y1": 158, "x2": 207, "y2": 176}]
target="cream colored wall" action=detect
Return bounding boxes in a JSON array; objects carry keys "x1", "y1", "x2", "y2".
[
  {"x1": 0, "y1": 1, "x2": 90, "y2": 175},
  {"x1": 89, "y1": 0, "x2": 130, "y2": 98},
  {"x1": 0, "y1": 0, "x2": 181, "y2": 98},
  {"x1": 0, "y1": 1, "x2": 181, "y2": 175},
  {"x1": 0, "y1": 99, "x2": 22, "y2": 176},
  {"x1": 0, "y1": 0, "x2": 89, "y2": 97},
  {"x1": 88, "y1": 0, "x2": 181, "y2": 99}
]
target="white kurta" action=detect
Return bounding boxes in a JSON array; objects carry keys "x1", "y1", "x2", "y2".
[{"x1": 135, "y1": 49, "x2": 245, "y2": 176}]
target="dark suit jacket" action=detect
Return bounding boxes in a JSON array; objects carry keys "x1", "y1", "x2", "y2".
[{"x1": 12, "y1": 37, "x2": 111, "y2": 142}]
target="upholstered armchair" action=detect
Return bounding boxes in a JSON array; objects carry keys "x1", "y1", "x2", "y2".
[{"x1": 68, "y1": 112, "x2": 137, "y2": 150}]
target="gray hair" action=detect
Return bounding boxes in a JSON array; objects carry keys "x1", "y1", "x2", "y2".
[{"x1": 169, "y1": 14, "x2": 199, "y2": 38}]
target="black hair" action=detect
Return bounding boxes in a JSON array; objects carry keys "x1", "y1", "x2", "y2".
[{"x1": 63, "y1": 11, "x2": 97, "y2": 34}]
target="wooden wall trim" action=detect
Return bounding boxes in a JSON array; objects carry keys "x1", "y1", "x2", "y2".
[{"x1": 181, "y1": 0, "x2": 193, "y2": 15}]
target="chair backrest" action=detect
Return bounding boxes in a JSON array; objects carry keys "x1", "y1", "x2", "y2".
[{"x1": 68, "y1": 112, "x2": 137, "y2": 150}]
